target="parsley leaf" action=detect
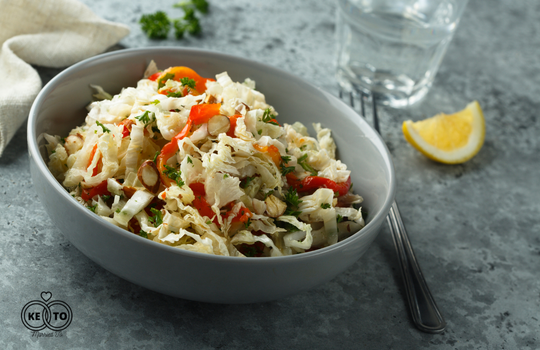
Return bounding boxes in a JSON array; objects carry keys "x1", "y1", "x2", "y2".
[
  {"x1": 336, "y1": 214, "x2": 344, "y2": 224},
  {"x1": 163, "y1": 165, "x2": 185, "y2": 187},
  {"x1": 321, "y1": 203, "x2": 331, "y2": 209},
  {"x1": 180, "y1": 77, "x2": 197, "y2": 89},
  {"x1": 140, "y1": 11, "x2": 171, "y2": 39},
  {"x1": 139, "y1": 230, "x2": 149, "y2": 239},
  {"x1": 240, "y1": 176, "x2": 255, "y2": 189},
  {"x1": 297, "y1": 154, "x2": 318, "y2": 176},
  {"x1": 96, "y1": 121, "x2": 110, "y2": 133},
  {"x1": 157, "y1": 72, "x2": 175, "y2": 89},
  {"x1": 280, "y1": 165, "x2": 295, "y2": 176},
  {"x1": 261, "y1": 108, "x2": 279, "y2": 125},
  {"x1": 284, "y1": 187, "x2": 302, "y2": 217},
  {"x1": 167, "y1": 91, "x2": 183, "y2": 98},
  {"x1": 149, "y1": 208, "x2": 163, "y2": 227},
  {"x1": 88, "y1": 204, "x2": 97, "y2": 213},
  {"x1": 135, "y1": 111, "x2": 156, "y2": 127}
]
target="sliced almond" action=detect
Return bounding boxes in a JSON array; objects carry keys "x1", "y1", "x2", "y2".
[
  {"x1": 235, "y1": 102, "x2": 250, "y2": 116},
  {"x1": 204, "y1": 94, "x2": 218, "y2": 104},
  {"x1": 137, "y1": 160, "x2": 160, "y2": 193},
  {"x1": 122, "y1": 185, "x2": 137, "y2": 199},
  {"x1": 207, "y1": 114, "x2": 230, "y2": 136}
]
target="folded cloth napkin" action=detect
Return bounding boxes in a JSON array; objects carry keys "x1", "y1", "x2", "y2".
[{"x1": 0, "y1": 0, "x2": 130, "y2": 157}]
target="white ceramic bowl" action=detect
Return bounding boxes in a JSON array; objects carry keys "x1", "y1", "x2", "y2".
[{"x1": 28, "y1": 48, "x2": 395, "y2": 303}]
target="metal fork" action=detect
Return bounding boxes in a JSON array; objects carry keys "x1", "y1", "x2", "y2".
[{"x1": 340, "y1": 88, "x2": 446, "y2": 334}]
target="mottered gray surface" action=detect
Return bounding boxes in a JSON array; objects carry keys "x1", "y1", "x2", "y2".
[{"x1": 1, "y1": 0, "x2": 539, "y2": 349}]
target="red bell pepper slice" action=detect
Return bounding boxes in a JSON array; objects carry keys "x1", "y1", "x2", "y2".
[
  {"x1": 287, "y1": 174, "x2": 351, "y2": 197},
  {"x1": 189, "y1": 183, "x2": 217, "y2": 223},
  {"x1": 189, "y1": 103, "x2": 222, "y2": 125},
  {"x1": 227, "y1": 114, "x2": 240, "y2": 137},
  {"x1": 81, "y1": 180, "x2": 110, "y2": 202},
  {"x1": 148, "y1": 72, "x2": 161, "y2": 81},
  {"x1": 156, "y1": 120, "x2": 193, "y2": 187},
  {"x1": 87, "y1": 144, "x2": 102, "y2": 176}
]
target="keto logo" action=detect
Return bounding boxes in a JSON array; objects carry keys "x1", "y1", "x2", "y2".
[{"x1": 21, "y1": 292, "x2": 72, "y2": 333}]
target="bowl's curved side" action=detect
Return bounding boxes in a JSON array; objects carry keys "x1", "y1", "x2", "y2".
[{"x1": 28, "y1": 47, "x2": 395, "y2": 303}]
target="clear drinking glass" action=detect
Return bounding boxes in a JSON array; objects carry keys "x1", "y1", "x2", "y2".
[{"x1": 336, "y1": 0, "x2": 469, "y2": 108}]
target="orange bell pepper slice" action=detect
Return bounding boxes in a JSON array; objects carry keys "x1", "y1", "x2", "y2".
[
  {"x1": 157, "y1": 66, "x2": 215, "y2": 96},
  {"x1": 253, "y1": 144, "x2": 281, "y2": 167},
  {"x1": 189, "y1": 103, "x2": 222, "y2": 125}
]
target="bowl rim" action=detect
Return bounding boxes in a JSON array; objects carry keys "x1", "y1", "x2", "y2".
[{"x1": 27, "y1": 46, "x2": 396, "y2": 264}]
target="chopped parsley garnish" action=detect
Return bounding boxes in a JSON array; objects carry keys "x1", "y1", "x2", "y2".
[
  {"x1": 140, "y1": 11, "x2": 171, "y2": 39},
  {"x1": 206, "y1": 220, "x2": 212, "y2": 225},
  {"x1": 284, "y1": 187, "x2": 302, "y2": 217},
  {"x1": 257, "y1": 129, "x2": 262, "y2": 135},
  {"x1": 88, "y1": 204, "x2": 97, "y2": 213},
  {"x1": 180, "y1": 77, "x2": 196, "y2": 89},
  {"x1": 223, "y1": 174, "x2": 229, "y2": 179},
  {"x1": 279, "y1": 155, "x2": 295, "y2": 176},
  {"x1": 96, "y1": 121, "x2": 111, "y2": 133},
  {"x1": 321, "y1": 203, "x2": 331, "y2": 209},
  {"x1": 297, "y1": 154, "x2": 317, "y2": 176},
  {"x1": 163, "y1": 165, "x2": 185, "y2": 187},
  {"x1": 101, "y1": 195, "x2": 111, "y2": 202},
  {"x1": 264, "y1": 190, "x2": 274, "y2": 199},
  {"x1": 245, "y1": 218, "x2": 252, "y2": 229},
  {"x1": 275, "y1": 220, "x2": 299, "y2": 233},
  {"x1": 149, "y1": 208, "x2": 163, "y2": 227},
  {"x1": 240, "y1": 176, "x2": 256, "y2": 189},
  {"x1": 139, "y1": 230, "x2": 149, "y2": 239},
  {"x1": 280, "y1": 165, "x2": 295, "y2": 176},
  {"x1": 300, "y1": 145, "x2": 307, "y2": 151},
  {"x1": 151, "y1": 99, "x2": 160, "y2": 105},
  {"x1": 157, "y1": 72, "x2": 175, "y2": 89},
  {"x1": 135, "y1": 111, "x2": 156, "y2": 127},
  {"x1": 115, "y1": 208, "x2": 121, "y2": 213},
  {"x1": 153, "y1": 151, "x2": 159, "y2": 163},
  {"x1": 336, "y1": 214, "x2": 344, "y2": 224},
  {"x1": 167, "y1": 91, "x2": 183, "y2": 98},
  {"x1": 261, "y1": 108, "x2": 279, "y2": 125},
  {"x1": 187, "y1": 156, "x2": 193, "y2": 164}
]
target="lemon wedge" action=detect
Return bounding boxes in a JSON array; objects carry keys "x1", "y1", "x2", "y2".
[{"x1": 402, "y1": 101, "x2": 485, "y2": 164}]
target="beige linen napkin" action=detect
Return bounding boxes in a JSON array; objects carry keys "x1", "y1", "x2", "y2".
[{"x1": 0, "y1": 0, "x2": 130, "y2": 156}]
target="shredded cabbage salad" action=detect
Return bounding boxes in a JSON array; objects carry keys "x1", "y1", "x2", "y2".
[{"x1": 46, "y1": 62, "x2": 365, "y2": 257}]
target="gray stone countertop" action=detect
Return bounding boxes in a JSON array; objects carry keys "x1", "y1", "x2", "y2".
[{"x1": 1, "y1": 0, "x2": 539, "y2": 349}]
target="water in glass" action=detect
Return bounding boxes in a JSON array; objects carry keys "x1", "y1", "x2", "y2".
[{"x1": 336, "y1": 0, "x2": 468, "y2": 108}]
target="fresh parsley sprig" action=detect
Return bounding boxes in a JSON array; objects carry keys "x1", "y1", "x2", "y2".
[
  {"x1": 163, "y1": 165, "x2": 185, "y2": 187},
  {"x1": 261, "y1": 108, "x2": 279, "y2": 125},
  {"x1": 297, "y1": 154, "x2": 318, "y2": 176},
  {"x1": 140, "y1": 11, "x2": 171, "y2": 39},
  {"x1": 284, "y1": 187, "x2": 302, "y2": 217},
  {"x1": 149, "y1": 208, "x2": 163, "y2": 227},
  {"x1": 135, "y1": 111, "x2": 156, "y2": 127},
  {"x1": 96, "y1": 121, "x2": 111, "y2": 133},
  {"x1": 140, "y1": 1, "x2": 209, "y2": 40}
]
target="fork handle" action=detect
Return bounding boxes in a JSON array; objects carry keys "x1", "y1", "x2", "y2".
[{"x1": 386, "y1": 201, "x2": 447, "y2": 333}]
